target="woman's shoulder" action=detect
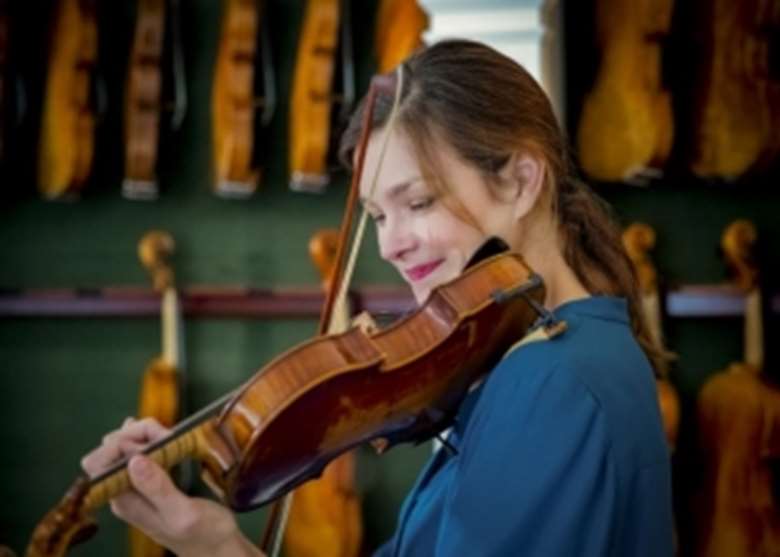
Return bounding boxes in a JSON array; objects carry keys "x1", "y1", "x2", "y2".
[
  {"x1": 498, "y1": 295, "x2": 653, "y2": 387},
  {"x1": 474, "y1": 296, "x2": 667, "y2": 468}
]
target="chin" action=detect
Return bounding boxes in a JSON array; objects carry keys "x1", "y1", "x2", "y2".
[{"x1": 412, "y1": 287, "x2": 430, "y2": 305}]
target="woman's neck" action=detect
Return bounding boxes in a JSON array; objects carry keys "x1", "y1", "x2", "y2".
[{"x1": 514, "y1": 218, "x2": 590, "y2": 310}]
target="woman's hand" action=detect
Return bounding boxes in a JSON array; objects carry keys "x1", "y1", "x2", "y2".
[{"x1": 81, "y1": 417, "x2": 264, "y2": 557}]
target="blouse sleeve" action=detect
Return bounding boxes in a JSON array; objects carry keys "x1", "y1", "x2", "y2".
[{"x1": 434, "y1": 360, "x2": 617, "y2": 557}]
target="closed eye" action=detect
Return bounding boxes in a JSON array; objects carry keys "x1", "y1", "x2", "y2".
[
  {"x1": 368, "y1": 212, "x2": 386, "y2": 225},
  {"x1": 410, "y1": 196, "x2": 435, "y2": 211}
]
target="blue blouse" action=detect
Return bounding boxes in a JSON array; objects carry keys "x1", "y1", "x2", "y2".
[{"x1": 374, "y1": 296, "x2": 674, "y2": 557}]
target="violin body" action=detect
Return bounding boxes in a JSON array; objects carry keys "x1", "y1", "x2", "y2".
[
  {"x1": 694, "y1": 220, "x2": 778, "y2": 556},
  {"x1": 203, "y1": 252, "x2": 543, "y2": 510},
  {"x1": 696, "y1": 363, "x2": 780, "y2": 556},
  {"x1": 283, "y1": 228, "x2": 363, "y2": 557},
  {"x1": 212, "y1": 0, "x2": 260, "y2": 197},
  {"x1": 38, "y1": 0, "x2": 98, "y2": 199},
  {"x1": 288, "y1": 0, "x2": 340, "y2": 193},
  {"x1": 375, "y1": 0, "x2": 428, "y2": 73},
  {"x1": 690, "y1": 0, "x2": 780, "y2": 178},
  {"x1": 577, "y1": 0, "x2": 674, "y2": 183},
  {"x1": 123, "y1": 0, "x2": 165, "y2": 200}
]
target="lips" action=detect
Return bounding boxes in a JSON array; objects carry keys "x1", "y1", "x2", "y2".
[{"x1": 404, "y1": 259, "x2": 445, "y2": 282}]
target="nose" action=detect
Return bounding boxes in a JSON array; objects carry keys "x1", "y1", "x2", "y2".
[{"x1": 378, "y1": 217, "x2": 417, "y2": 262}]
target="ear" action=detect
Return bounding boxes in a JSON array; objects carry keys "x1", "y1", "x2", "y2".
[{"x1": 499, "y1": 152, "x2": 546, "y2": 221}]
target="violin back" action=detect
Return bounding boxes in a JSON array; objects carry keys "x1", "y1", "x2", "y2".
[
  {"x1": 375, "y1": 0, "x2": 428, "y2": 73},
  {"x1": 211, "y1": 0, "x2": 261, "y2": 197},
  {"x1": 123, "y1": 0, "x2": 166, "y2": 200},
  {"x1": 38, "y1": 0, "x2": 98, "y2": 199},
  {"x1": 288, "y1": 0, "x2": 340, "y2": 192},
  {"x1": 690, "y1": 0, "x2": 779, "y2": 178},
  {"x1": 696, "y1": 363, "x2": 780, "y2": 556},
  {"x1": 576, "y1": 0, "x2": 673, "y2": 182}
]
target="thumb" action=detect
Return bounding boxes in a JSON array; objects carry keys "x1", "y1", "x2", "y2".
[{"x1": 128, "y1": 454, "x2": 183, "y2": 511}]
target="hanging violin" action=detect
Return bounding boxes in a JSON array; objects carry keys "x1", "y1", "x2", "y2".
[
  {"x1": 211, "y1": 0, "x2": 275, "y2": 198},
  {"x1": 689, "y1": 0, "x2": 780, "y2": 179},
  {"x1": 695, "y1": 220, "x2": 780, "y2": 556},
  {"x1": 374, "y1": 0, "x2": 428, "y2": 74},
  {"x1": 622, "y1": 223, "x2": 679, "y2": 450},
  {"x1": 288, "y1": 0, "x2": 354, "y2": 193},
  {"x1": 576, "y1": 0, "x2": 674, "y2": 184},
  {"x1": 122, "y1": 0, "x2": 187, "y2": 200},
  {"x1": 130, "y1": 230, "x2": 188, "y2": 557},
  {"x1": 281, "y1": 228, "x2": 363, "y2": 557},
  {"x1": 37, "y1": 0, "x2": 100, "y2": 200}
]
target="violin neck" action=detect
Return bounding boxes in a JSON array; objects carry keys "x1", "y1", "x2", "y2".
[
  {"x1": 744, "y1": 287, "x2": 763, "y2": 370},
  {"x1": 641, "y1": 290, "x2": 664, "y2": 351},
  {"x1": 84, "y1": 389, "x2": 235, "y2": 511},
  {"x1": 83, "y1": 424, "x2": 206, "y2": 511},
  {"x1": 161, "y1": 287, "x2": 183, "y2": 369}
]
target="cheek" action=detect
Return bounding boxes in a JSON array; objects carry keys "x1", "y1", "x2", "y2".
[
  {"x1": 422, "y1": 213, "x2": 485, "y2": 263},
  {"x1": 415, "y1": 220, "x2": 446, "y2": 249}
]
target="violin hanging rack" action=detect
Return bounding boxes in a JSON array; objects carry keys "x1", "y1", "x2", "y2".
[
  {"x1": 0, "y1": 284, "x2": 778, "y2": 318},
  {"x1": 0, "y1": 286, "x2": 414, "y2": 318}
]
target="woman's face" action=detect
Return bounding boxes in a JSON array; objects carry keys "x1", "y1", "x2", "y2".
[{"x1": 359, "y1": 128, "x2": 516, "y2": 304}]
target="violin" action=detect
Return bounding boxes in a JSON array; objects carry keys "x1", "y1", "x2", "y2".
[
  {"x1": 123, "y1": 0, "x2": 187, "y2": 200},
  {"x1": 26, "y1": 246, "x2": 545, "y2": 556},
  {"x1": 576, "y1": 0, "x2": 673, "y2": 183},
  {"x1": 37, "y1": 0, "x2": 99, "y2": 200},
  {"x1": 622, "y1": 223, "x2": 679, "y2": 450},
  {"x1": 690, "y1": 0, "x2": 779, "y2": 179},
  {"x1": 211, "y1": 0, "x2": 275, "y2": 198},
  {"x1": 695, "y1": 220, "x2": 780, "y2": 556},
  {"x1": 282, "y1": 228, "x2": 363, "y2": 557},
  {"x1": 374, "y1": 0, "x2": 428, "y2": 74},
  {"x1": 288, "y1": 0, "x2": 354, "y2": 193},
  {"x1": 130, "y1": 231, "x2": 187, "y2": 557}
]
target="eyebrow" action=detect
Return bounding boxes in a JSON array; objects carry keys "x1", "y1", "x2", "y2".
[{"x1": 360, "y1": 179, "x2": 420, "y2": 206}]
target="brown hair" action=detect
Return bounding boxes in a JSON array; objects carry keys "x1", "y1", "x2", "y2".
[{"x1": 339, "y1": 39, "x2": 669, "y2": 375}]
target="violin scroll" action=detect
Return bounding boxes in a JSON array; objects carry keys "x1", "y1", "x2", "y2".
[
  {"x1": 721, "y1": 219, "x2": 758, "y2": 293},
  {"x1": 308, "y1": 228, "x2": 339, "y2": 290},
  {"x1": 622, "y1": 222, "x2": 657, "y2": 295},
  {"x1": 138, "y1": 230, "x2": 175, "y2": 292},
  {"x1": 25, "y1": 477, "x2": 97, "y2": 557}
]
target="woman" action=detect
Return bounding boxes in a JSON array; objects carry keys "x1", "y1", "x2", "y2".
[{"x1": 82, "y1": 40, "x2": 674, "y2": 556}]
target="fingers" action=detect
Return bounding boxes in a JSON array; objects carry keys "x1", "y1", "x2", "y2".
[
  {"x1": 81, "y1": 417, "x2": 170, "y2": 476},
  {"x1": 117, "y1": 455, "x2": 193, "y2": 539},
  {"x1": 106, "y1": 454, "x2": 252, "y2": 554}
]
